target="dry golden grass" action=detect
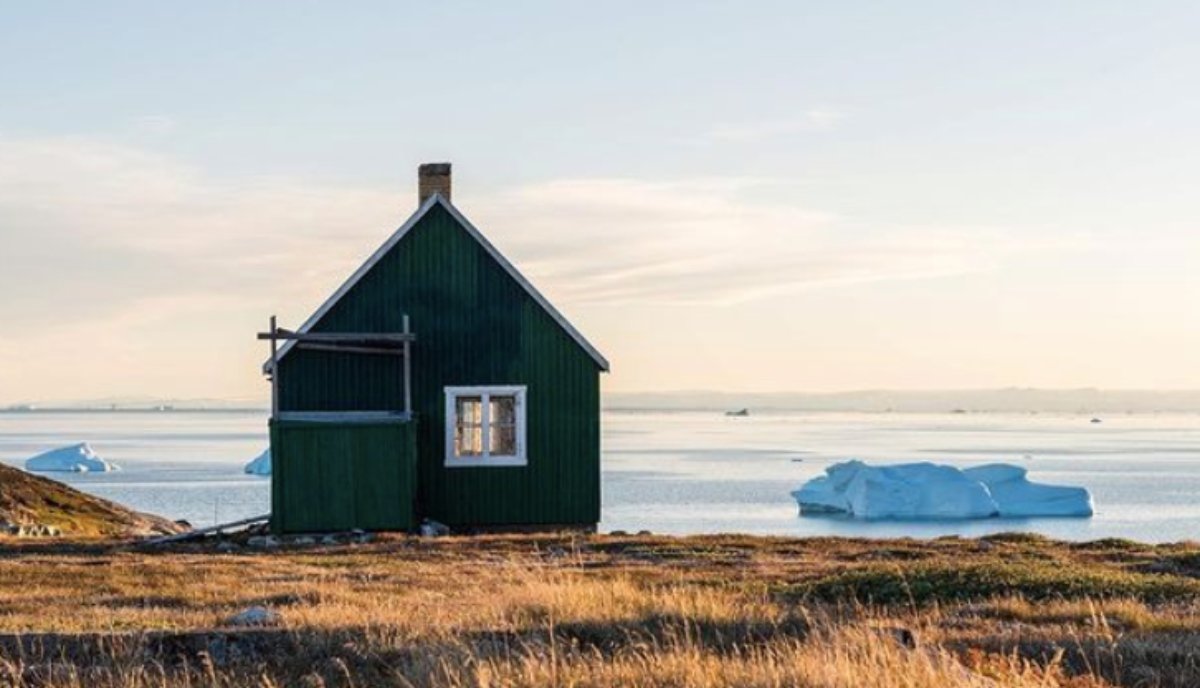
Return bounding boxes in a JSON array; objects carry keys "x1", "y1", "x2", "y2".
[{"x1": 0, "y1": 532, "x2": 1197, "y2": 686}]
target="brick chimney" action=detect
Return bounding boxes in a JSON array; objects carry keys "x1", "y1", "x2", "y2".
[{"x1": 418, "y1": 162, "x2": 451, "y2": 205}]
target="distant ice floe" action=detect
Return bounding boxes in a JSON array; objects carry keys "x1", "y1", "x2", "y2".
[
  {"x1": 25, "y1": 442, "x2": 119, "y2": 473},
  {"x1": 244, "y1": 449, "x2": 271, "y2": 476},
  {"x1": 792, "y1": 460, "x2": 1093, "y2": 520}
]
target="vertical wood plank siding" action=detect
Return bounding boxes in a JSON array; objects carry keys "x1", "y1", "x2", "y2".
[
  {"x1": 276, "y1": 204, "x2": 601, "y2": 527},
  {"x1": 271, "y1": 419, "x2": 417, "y2": 533}
]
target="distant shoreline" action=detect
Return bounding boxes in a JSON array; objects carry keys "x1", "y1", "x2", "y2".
[
  {"x1": 0, "y1": 408, "x2": 269, "y2": 414},
  {"x1": 5, "y1": 407, "x2": 1200, "y2": 416},
  {"x1": 7, "y1": 388, "x2": 1200, "y2": 415}
]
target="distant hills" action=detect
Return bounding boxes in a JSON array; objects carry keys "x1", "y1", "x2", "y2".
[
  {"x1": 605, "y1": 389, "x2": 1200, "y2": 414},
  {"x1": 2, "y1": 396, "x2": 266, "y2": 412},
  {"x1": 6, "y1": 389, "x2": 1200, "y2": 414}
]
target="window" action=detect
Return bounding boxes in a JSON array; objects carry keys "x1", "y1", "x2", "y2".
[{"x1": 444, "y1": 386, "x2": 527, "y2": 467}]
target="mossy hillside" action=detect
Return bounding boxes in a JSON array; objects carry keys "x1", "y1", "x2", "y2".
[{"x1": 0, "y1": 462, "x2": 179, "y2": 537}]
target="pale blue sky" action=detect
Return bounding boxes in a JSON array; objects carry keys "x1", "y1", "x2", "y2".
[{"x1": 2, "y1": 2, "x2": 1199, "y2": 401}]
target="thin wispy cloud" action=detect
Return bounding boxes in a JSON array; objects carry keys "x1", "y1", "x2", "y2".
[
  {"x1": 0, "y1": 134, "x2": 1087, "y2": 398},
  {"x1": 0, "y1": 136, "x2": 400, "y2": 327},
  {"x1": 699, "y1": 108, "x2": 844, "y2": 143},
  {"x1": 131, "y1": 115, "x2": 177, "y2": 136},
  {"x1": 0, "y1": 135, "x2": 1055, "y2": 324},
  {"x1": 474, "y1": 178, "x2": 1064, "y2": 305}
]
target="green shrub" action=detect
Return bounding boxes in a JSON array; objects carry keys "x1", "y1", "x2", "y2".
[
  {"x1": 1072, "y1": 537, "x2": 1147, "y2": 552},
  {"x1": 979, "y1": 532, "x2": 1050, "y2": 545},
  {"x1": 781, "y1": 560, "x2": 1200, "y2": 606}
]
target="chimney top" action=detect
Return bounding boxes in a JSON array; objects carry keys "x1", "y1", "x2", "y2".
[{"x1": 418, "y1": 163, "x2": 452, "y2": 205}]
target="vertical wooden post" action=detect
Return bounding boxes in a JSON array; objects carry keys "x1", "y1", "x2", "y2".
[
  {"x1": 269, "y1": 315, "x2": 278, "y2": 419},
  {"x1": 402, "y1": 314, "x2": 412, "y2": 416}
]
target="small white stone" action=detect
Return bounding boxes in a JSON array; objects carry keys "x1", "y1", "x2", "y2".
[
  {"x1": 419, "y1": 519, "x2": 450, "y2": 537},
  {"x1": 224, "y1": 606, "x2": 281, "y2": 627}
]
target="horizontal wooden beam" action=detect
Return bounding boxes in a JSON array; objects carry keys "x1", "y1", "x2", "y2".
[
  {"x1": 143, "y1": 514, "x2": 271, "y2": 546},
  {"x1": 295, "y1": 342, "x2": 408, "y2": 356},
  {"x1": 256, "y1": 330, "x2": 415, "y2": 344},
  {"x1": 275, "y1": 411, "x2": 413, "y2": 423}
]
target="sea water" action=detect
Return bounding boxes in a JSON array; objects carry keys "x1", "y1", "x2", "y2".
[
  {"x1": 0, "y1": 411, "x2": 267, "y2": 529},
  {"x1": 2, "y1": 409, "x2": 1199, "y2": 542}
]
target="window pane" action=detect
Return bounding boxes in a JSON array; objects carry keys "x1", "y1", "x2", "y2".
[
  {"x1": 454, "y1": 396, "x2": 483, "y2": 456},
  {"x1": 490, "y1": 396, "x2": 516, "y2": 424},
  {"x1": 455, "y1": 425, "x2": 483, "y2": 456},
  {"x1": 456, "y1": 396, "x2": 482, "y2": 423},
  {"x1": 490, "y1": 424, "x2": 517, "y2": 456}
]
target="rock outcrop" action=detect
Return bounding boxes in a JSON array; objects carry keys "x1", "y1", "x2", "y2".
[{"x1": 0, "y1": 462, "x2": 183, "y2": 537}]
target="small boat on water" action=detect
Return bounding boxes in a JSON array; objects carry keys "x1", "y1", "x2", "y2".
[{"x1": 725, "y1": 408, "x2": 750, "y2": 417}]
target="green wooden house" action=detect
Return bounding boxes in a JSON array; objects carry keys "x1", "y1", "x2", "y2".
[{"x1": 260, "y1": 164, "x2": 608, "y2": 533}]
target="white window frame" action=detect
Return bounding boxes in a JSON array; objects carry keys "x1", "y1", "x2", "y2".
[{"x1": 444, "y1": 385, "x2": 528, "y2": 467}]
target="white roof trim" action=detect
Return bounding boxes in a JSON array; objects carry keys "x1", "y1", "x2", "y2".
[{"x1": 264, "y1": 194, "x2": 609, "y2": 372}]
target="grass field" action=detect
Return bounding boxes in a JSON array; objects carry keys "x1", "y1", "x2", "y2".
[{"x1": 1, "y1": 532, "x2": 1199, "y2": 686}]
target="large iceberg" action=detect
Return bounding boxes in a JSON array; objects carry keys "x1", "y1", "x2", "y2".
[
  {"x1": 792, "y1": 460, "x2": 1093, "y2": 520},
  {"x1": 25, "y1": 443, "x2": 119, "y2": 473},
  {"x1": 244, "y1": 449, "x2": 271, "y2": 476},
  {"x1": 962, "y1": 464, "x2": 1093, "y2": 517}
]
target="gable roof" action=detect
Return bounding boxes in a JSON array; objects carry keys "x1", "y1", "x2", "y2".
[{"x1": 265, "y1": 194, "x2": 609, "y2": 372}]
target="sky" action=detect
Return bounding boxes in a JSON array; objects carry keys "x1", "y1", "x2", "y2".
[{"x1": 2, "y1": 2, "x2": 1199, "y2": 403}]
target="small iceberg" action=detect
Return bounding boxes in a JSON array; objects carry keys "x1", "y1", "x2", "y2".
[
  {"x1": 792, "y1": 460, "x2": 1093, "y2": 520},
  {"x1": 25, "y1": 443, "x2": 119, "y2": 473},
  {"x1": 244, "y1": 449, "x2": 271, "y2": 476}
]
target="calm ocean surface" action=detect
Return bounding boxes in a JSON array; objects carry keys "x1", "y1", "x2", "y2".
[{"x1": 2, "y1": 409, "x2": 1199, "y2": 542}]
